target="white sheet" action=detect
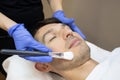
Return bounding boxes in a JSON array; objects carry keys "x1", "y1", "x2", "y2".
[
  {"x1": 2, "y1": 41, "x2": 111, "y2": 80},
  {"x1": 86, "y1": 47, "x2": 120, "y2": 80}
]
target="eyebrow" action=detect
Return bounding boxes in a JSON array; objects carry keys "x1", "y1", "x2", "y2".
[
  {"x1": 42, "y1": 29, "x2": 53, "y2": 43},
  {"x1": 42, "y1": 24, "x2": 66, "y2": 43}
]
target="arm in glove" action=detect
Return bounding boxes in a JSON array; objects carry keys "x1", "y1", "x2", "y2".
[
  {"x1": 68, "y1": 23, "x2": 86, "y2": 39},
  {"x1": 53, "y1": 10, "x2": 86, "y2": 39},
  {"x1": 8, "y1": 24, "x2": 52, "y2": 62}
]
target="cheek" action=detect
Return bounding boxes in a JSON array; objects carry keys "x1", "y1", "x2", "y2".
[
  {"x1": 73, "y1": 32, "x2": 84, "y2": 40},
  {"x1": 47, "y1": 39, "x2": 66, "y2": 52}
]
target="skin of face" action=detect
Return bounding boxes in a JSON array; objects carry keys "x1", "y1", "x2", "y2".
[{"x1": 34, "y1": 23, "x2": 90, "y2": 71}]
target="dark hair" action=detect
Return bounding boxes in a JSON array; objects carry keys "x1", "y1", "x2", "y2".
[{"x1": 32, "y1": 17, "x2": 62, "y2": 36}]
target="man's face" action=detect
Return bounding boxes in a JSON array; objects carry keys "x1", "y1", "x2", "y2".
[{"x1": 35, "y1": 23, "x2": 90, "y2": 71}]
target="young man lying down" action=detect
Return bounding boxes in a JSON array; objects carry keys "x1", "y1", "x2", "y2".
[
  {"x1": 33, "y1": 18, "x2": 120, "y2": 80},
  {"x1": 1, "y1": 12, "x2": 119, "y2": 80}
]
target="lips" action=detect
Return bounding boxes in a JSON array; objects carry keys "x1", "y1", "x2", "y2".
[{"x1": 69, "y1": 38, "x2": 81, "y2": 49}]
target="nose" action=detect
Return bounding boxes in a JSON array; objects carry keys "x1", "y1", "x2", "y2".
[{"x1": 62, "y1": 27, "x2": 73, "y2": 40}]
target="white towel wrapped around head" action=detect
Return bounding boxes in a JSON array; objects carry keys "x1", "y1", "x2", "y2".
[{"x1": 2, "y1": 41, "x2": 111, "y2": 80}]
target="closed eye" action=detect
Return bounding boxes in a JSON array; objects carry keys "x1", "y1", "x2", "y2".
[{"x1": 49, "y1": 36, "x2": 56, "y2": 42}]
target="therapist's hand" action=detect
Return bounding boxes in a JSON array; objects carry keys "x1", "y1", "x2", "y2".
[
  {"x1": 68, "y1": 23, "x2": 86, "y2": 39},
  {"x1": 8, "y1": 24, "x2": 52, "y2": 62},
  {"x1": 53, "y1": 10, "x2": 86, "y2": 39}
]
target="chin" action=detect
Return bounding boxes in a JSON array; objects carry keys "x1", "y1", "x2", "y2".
[{"x1": 71, "y1": 44, "x2": 90, "y2": 58}]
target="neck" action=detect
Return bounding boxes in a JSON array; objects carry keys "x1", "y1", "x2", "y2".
[{"x1": 60, "y1": 59, "x2": 98, "y2": 80}]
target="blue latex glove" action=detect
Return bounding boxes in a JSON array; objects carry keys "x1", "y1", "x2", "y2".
[
  {"x1": 53, "y1": 10, "x2": 86, "y2": 39},
  {"x1": 68, "y1": 23, "x2": 86, "y2": 40},
  {"x1": 8, "y1": 24, "x2": 52, "y2": 62}
]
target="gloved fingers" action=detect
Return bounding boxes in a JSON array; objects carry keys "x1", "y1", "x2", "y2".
[
  {"x1": 22, "y1": 56, "x2": 53, "y2": 62},
  {"x1": 28, "y1": 40, "x2": 52, "y2": 53},
  {"x1": 53, "y1": 10, "x2": 74, "y2": 24},
  {"x1": 69, "y1": 23, "x2": 86, "y2": 40},
  {"x1": 8, "y1": 24, "x2": 51, "y2": 52}
]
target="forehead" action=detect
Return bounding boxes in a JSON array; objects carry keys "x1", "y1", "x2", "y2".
[{"x1": 34, "y1": 23, "x2": 65, "y2": 42}]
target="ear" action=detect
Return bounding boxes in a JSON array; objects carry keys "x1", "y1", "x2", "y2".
[{"x1": 35, "y1": 63, "x2": 52, "y2": 72}]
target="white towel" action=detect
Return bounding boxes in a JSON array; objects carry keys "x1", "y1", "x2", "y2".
[
  {"x1": 2, "y1": 41, "x2": 111, "y2": 80},
  {"x1": 86, "y1": 41, "x2": 111, "y2": 63},
  {"x1": 3, "y1": 55, "x2": 54, "y2": 80}
]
